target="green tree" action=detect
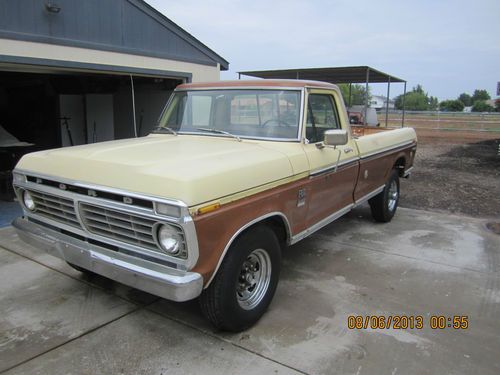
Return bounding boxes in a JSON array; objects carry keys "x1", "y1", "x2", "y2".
[
  {"x1": 471, "y1": 89, "x2": 490, "y2": 102},
  {"x1": 458, "y1": 93, "x2": 472, "y2": 106},
  {"x1": 413, "y1": 84, "x2": 425, "y2": 94},
  {"x1": 394, "y1": 85, "x2": 434, "y2": 110},
  {"x1": 429, "y1": 96, "x2": 439, "y2": 110},
  {"x1": 338, "y1": 84, "x2": 371, "y2": 106},
  {"x1": 440, "y1": 100, "x2": 464, "y2": 112},
  {"x1": 471, "y1": 100, "x2": 494, "y2": 112}
]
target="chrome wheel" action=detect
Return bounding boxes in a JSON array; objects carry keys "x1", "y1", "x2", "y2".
[
  {"x1": 236, "y1": 248, "x2": 271, "y2": 310},
  {"x1": 387, "y1": 180, "x2": 399, "y2": 212}
]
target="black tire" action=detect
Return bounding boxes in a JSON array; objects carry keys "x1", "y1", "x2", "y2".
[
  {"x1": 66, "y1": 262, "x2": 96, "y2": 276},
  {"x1": 369, "y1": 169, "x2": 400, "y2": 222},
  {"x1": 200, "y1": 225, "x2": 281, "y2": 332}
]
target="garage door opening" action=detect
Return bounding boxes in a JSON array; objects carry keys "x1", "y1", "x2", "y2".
[{"x1": 0, "y1": 70, "x2": 182, "y2": 206}]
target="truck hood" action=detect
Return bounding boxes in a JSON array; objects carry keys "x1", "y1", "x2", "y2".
[{"x1": 16, "y1": 134, "x2": 296, "y2": 207}]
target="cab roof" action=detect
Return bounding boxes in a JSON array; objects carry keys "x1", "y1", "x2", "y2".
[{"x1": 177, "y1": 79, "x2": 337, "y2": 90}]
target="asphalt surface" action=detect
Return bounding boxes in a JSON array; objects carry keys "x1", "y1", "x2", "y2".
[{"x1": 0, "y1": 206, "x2": 499, "y2": 375}]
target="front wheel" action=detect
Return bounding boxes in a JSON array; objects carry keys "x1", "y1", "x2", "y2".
[
  {"x1": 199, "y1": 225, "x2": 281, "y2": 332},
  {"x1": 66, "y1": 262, "x2": 97, "y2": 276},
  {"x1": 369, "y1": 169, "x2": 400, "y2": 222}
]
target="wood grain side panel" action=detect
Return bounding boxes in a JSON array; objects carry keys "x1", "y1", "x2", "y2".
[
  {"x1": 354, "y1": 143, "x2": 415, "y2": 201},
  {"x1": 192, "y1": 177, "x2": 310, "y2": 283},
  {"x1": 306, "y1": 162, "x2": 359, "y2": 227},
  {"x1": 192, "y1": 162, "x2": 359, "y2": 284}
]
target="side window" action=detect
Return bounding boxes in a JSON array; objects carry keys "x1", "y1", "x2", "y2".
[{"x1": 306, "y1": 94, "x2": 340, "y2": 143}]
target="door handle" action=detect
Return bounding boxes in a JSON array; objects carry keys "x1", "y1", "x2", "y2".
[{"x1": 344, "y1": 147, "x2": 354, "y2": 154}]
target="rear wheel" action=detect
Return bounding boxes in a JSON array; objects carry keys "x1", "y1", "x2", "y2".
[
  {"x1": 200, "y1": 225, "x2": 281, "y2": 332},
  {"x1": 369, "y1": 169, "x2": 400, "y2": 222}
]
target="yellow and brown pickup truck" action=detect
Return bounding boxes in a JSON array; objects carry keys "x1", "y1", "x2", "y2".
[{"x1": 12, "y1": 80, "x2": 416, "y2": 331}]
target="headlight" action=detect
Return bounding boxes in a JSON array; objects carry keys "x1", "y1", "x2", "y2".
[
  {"x1": 157, "y1": 224, "x2": 183, "y2": 255},
  {"x1": 23, "y1": 190, "x2": 36, "y2": 211}
]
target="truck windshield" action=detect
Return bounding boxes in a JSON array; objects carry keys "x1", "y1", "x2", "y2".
[{"x1": 154, "y1": 89, "x2": 301, "y2": 141}]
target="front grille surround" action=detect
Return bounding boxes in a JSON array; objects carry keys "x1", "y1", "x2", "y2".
[
  {"x1": 15, "y1": 183, "x2": 193, "y2": 266},
  {"x1": 79, "y1": 202, "x2": 187, "y2": 259}
]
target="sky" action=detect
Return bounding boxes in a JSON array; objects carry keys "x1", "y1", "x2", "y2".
[{"x1": 145, "y1": 0, "x2": 500, "y2": 101}]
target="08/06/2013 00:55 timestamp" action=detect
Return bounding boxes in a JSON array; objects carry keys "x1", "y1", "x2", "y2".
[{"x1": 347, "y1": 315, "x2": 469, "y2": 330}]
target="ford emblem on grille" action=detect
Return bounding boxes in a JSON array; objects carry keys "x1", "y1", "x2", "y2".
[
  {"x1": 59, "y1": 183, "x2": 67, "y2": 190},
  {"x1": 88, "y1": 189, "x2": 97, "y2": 197},
  {"x1": 123, "y1": 197, "x2": 133, "y2": 204}
]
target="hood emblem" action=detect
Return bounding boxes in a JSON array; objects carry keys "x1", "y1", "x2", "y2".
[{"x1": 123, "y1": 197, "x2": 133, "y2": 205}]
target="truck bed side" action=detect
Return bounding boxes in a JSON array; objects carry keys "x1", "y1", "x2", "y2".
[{"x1": 352, "y1": 127, "x2": 417, "y2": 201}]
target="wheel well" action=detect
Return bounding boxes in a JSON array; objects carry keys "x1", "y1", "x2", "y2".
[
  {"x1": 394, "y1": 157, "x2": 406, "y2": 177},
  {"x1": 205, "y1": 214, "x2": 290, "y2": 288},
  {"x1": 240, "y1": 215, "x2": 290, "y2": 249},
  {"x1": 262, "y1": 216, "x2": 289, "y2": 248}
]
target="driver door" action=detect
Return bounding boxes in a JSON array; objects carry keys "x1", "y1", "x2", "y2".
[{"x1": 302, "y1": 89, "x2": 359, "y2": 226}]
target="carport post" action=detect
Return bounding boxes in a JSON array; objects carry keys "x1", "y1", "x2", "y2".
[
  {"x1": 364, "y1": 68, "x2": 370, "y2": 124},
  {"x1": 385, "y1": 77, "x2": 391, "y2": 127},
  {"x1": 401, "y1": 81, "x2": 407, "y2": 128},
  {"x1": 130, "y1": 75, "x2": 137, "y2": 137},
  {"x1": 348, "y1": 83, "x2": 352, "y2": 107}
]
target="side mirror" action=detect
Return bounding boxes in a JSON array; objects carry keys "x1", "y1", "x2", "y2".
[{"x1": 324, "y1": 129, "x2": 348, "y2": 146}]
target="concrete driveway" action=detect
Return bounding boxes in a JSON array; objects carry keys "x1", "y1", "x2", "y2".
[{"x1": 1, "y1": 206, "x2": 499, "y2": 375}]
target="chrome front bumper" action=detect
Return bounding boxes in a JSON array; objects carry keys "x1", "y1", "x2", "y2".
[{"x1": 12, "y1": 217, "x2": 203, "y2": 302}]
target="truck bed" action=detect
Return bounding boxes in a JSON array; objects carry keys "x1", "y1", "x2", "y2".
[
  {"x1": 351, "y1": 125, "x2": 396, "y2": 137},
  {"x1": 352, "y1": 126, "x2": 417, "y2": 158}
]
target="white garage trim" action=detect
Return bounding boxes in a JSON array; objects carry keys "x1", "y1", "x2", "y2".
[{"x1": 0, "y1": 38, "x2": 221, "y2": 82}]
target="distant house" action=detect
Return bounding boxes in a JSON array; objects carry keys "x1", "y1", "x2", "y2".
[
  {"x1": 486, "y1": 99, "x2": 496, "y2": 108},
  {"x1": 370, "y1": 95, "x2": 395, "y2": 110}
]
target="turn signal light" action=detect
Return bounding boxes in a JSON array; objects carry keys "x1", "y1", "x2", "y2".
[{"x1": 197, "y1": 202, "x2": 220, "y2": 215}]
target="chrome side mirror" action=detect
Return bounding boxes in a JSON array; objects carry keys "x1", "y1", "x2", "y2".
[{"x1": 324, "y1": 129, "x2": 348, "y2": 147}]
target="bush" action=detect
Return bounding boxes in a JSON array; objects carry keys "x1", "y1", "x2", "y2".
[
  {"x1": 439, "y1": 99, "x2": 464, "y2": 112},
  {"x1": 471, "y1": 100, "x2": 494, "y2": 112}
]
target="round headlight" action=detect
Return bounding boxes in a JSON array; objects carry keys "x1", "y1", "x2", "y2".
[
  {"x1": 23, "y1": 190, "x2": 36, "y2": 211},
  {"x1": 157, "y1": 224, "x2": 182, "y2": 255}
]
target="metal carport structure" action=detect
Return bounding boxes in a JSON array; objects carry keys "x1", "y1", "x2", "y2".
[{"x1": 239, "y1": 66, "x2": 406, "y2": 127}]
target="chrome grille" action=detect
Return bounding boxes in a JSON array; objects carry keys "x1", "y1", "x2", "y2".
[
  {"x1": 28, "y1": 190, "x2": 79, "y2": 227},
  {"x1": 80, "y1": 203, "x2": 161, "y2": 252}
]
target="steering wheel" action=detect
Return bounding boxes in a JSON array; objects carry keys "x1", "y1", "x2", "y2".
[{"x1": 261, "y1": 118, "x2": 291, "y2": 127}]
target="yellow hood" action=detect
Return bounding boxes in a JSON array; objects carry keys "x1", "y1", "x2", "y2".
[{"x1": 16, "y1": 134, "x2": 296, "y2": 206}]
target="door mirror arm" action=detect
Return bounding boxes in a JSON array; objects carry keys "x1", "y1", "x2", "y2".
[{"x1": 316, "y1": 129, "x2": 348, "y2": 172}]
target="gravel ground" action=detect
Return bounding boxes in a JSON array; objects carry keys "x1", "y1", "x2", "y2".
[{"x1": 399, "y1": 129, "x2": 500, "y2": 219}]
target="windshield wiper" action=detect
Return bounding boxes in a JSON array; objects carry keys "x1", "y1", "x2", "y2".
[
  {"x1": 152, "y1": 126, "x2": 177, "y2": 136},
  {"x1": 195, "y1": 127, "x2": 241, "y2": 142}
]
